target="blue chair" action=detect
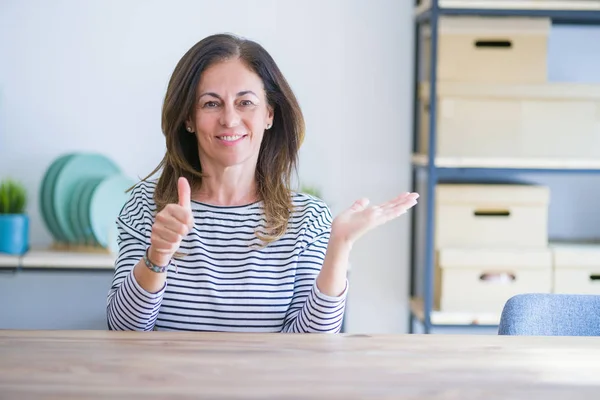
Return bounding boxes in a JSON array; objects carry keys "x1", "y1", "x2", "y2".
[{"x1": 498, "y1": 293, "x2": 600, "y2": 336}]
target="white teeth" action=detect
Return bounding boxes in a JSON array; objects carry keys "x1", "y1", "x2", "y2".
[{"x1": 220, "y1": 135, "x2": 242, "y2": 141}]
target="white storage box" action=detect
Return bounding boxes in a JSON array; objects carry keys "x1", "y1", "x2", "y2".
[
  {"x1": 435, "y1": 247, "x2": 553, "y2": 313},
  {"x1": 423, "y1": 16, "x2": 550, "y2": 84},
  {"x1": 419, "y1": 82, "x2": 600, "y2": 160},
  {"x1": 552, "y1": 243, "x2": 600, "y2": 295},
  {"x1": 435, "y1": 184, "x2": 550, "y2": 248}
]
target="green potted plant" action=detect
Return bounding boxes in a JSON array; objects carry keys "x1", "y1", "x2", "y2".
[
  {"x1": 0, "y1": 178, "x2": 29, "y2": 255},
  {"x1": 300, "y1": 184, "x2": 323, "y2": 200}
]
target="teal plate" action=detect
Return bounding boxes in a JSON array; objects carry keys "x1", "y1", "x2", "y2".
[
  {"x1": 67, "y1": 178, "x2": 92, "y2": 245},
  {"x1": 39, "y1": 153, "x2": 75, "y2": 243},
  {"x1": 78, "y1": 178, "x2": 104, "y2": 246},
  {"x1": 52, "y1": 153, "x2": 121, "y2": 244},
  {"x1": 89, "y1": 174, "x2": 136, "y2": 252}
]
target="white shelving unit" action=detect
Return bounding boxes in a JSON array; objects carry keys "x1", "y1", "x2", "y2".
[
  {"x1": 0, "y1": 248, "x2": 115, "y2": 270},
  {"x1": 410, "y1": 0, "x2": 600, "y2": 334}
]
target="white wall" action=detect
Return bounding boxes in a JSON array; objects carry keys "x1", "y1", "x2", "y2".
[{"x1": 0, "y1": 0, "x2": 415, "y2": 333}]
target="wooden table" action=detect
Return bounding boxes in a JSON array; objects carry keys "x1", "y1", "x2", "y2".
[{"x1": 1, "y1": 331, "x2": 600, "y2": 399}]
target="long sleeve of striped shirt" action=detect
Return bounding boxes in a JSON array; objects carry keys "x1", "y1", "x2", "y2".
[
  {"x1": 281, "y1": 204, "x2": 347, "y2": 333},
  {"x1": 106, "y1": 181, "x2": 348, "y2": 333},
  {"x1": 106, "y1": 182, "x2": 163, "y2": 331}
]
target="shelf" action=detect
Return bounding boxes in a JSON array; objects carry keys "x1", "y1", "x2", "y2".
[
  {"x1": 412, "y1": 154, "x2": 600, "y2": 173},
  {"x1": 0, "y1": 254, "x2": 20, "y2": 269},
  {"x1": 419, "y1": 81, "x2": 600, "y2": 100},
  {"x1": 0, "y1": 248, "x2": 116, "y2": 270},
  {"x1": 410, "y1": 1, "x2": 600, "y2": 334},
  {"x1": 418, "y1": 0, "x2": 600, "y2": 11},
  {"x1": 416, "y1": 1, "x2": 600, "y2": 24},
  {"x1": 410, "y1": 297, "x2": 501, "y2": 327},
  {"x1": 21, "y1": 248, "x2": 116, "y2": 270}
]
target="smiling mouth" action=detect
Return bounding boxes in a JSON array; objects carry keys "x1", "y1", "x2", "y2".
[{"x1": 217, "y1": 134, "x2": 246, "y2": 142}]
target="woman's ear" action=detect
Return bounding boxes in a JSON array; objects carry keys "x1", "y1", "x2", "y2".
[
  {"x1": 266, "y1": 106, "x2": 274, "y2": 130},
  {"x1": 185, "y1": 118, "x2": 194, "y2": 133}
]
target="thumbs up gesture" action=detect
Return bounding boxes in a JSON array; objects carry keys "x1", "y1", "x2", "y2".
[{"x1": 148, "y1": 177, "x2": 194, "y2": 266}]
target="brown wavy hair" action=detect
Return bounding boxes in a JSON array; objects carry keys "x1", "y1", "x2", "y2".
[{"x1": 141, "y1": 33, "x2": 304, "y2": 244}]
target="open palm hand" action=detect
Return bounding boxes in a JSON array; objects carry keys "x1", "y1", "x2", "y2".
[{"x1": 331, "y1": 192, "x2": 419, "y2": 247}]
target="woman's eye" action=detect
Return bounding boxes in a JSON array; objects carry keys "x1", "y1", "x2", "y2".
[
  {"x1": 240, "y1": 100, "x2": 254, "y2": 106},
  {"x1": 203, "y1": 101, "x2": 219, "y2": 108}
]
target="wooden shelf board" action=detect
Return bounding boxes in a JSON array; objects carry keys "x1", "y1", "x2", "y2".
[
  {"x1": 0, "y1": 253, "x2": 21, "y2": 268},
  {"x1": 412, "y1": 154, "x2": 600, "y2": 170},
  {"x1": 20, "y1": 248, "x2": 115, "y2": 270},
  {"x1": 411, "y1": 297, "x2": 501, "y2": 326},
  {"x1": 416, "y1": 0, "x2": 600, "y2": 13},
  {"x1": 419, "y1": 81, "x2": 600, "y2": 100}
]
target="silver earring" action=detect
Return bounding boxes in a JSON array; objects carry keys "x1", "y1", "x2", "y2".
[
  {"x1": 266, "y1": 124, "x2": 272, "y2": 130},
  {"x1": 186, "y1": 126, "x2": 193, "y2": 132}
]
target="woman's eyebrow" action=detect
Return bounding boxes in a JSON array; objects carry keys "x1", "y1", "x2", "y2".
[{"x1": 198, "y1": 90, "x2": 259, "y2": 99}]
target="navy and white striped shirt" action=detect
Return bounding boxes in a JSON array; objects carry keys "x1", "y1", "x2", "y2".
[{"x1": 106, "y1": 180, "x2": 348, "y2": 332}]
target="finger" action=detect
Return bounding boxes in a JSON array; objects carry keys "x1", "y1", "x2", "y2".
[
  {"x1": 382, "y1": 192, "x2": 419, "y2": 211},
  {"x1": 178, "y1": 177, "x2": 192, "y2": 210},
  {"x1": 390, "y1": 198, "x2": 419, "y2": 217},
  {"x1": 164, "y1": 204, "x2": 194, "y2": 229},
  {"x1": 376, "y1": 193, "x2": 410, "y2": 210},
  {"x1": 150, "y1": 233, "x2": 180, "y2": 254},
  {"x1": 408, "y1": 192, "x2": 420, "y2": 200},
  {"x1": 154, "y1": 225, "x2": 183, "y2": 244},
  {"x1": 372, "y1": 197, "x2": 418, "y2": 222},
  {"x1": 161, "y1": 215, "x2": 190, "y2": 237},
  {"x1": 155, "y1": 211, "x2": 188, "y2": 239}
]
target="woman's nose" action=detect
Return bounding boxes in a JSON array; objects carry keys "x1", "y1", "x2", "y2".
[{"x1": 220, "y1": 104, "x2": 241, "y2": 128}]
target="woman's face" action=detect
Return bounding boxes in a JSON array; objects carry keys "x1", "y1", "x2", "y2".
[{"x1": 188, "y1": 58, "x2": 274, "y2": 171}]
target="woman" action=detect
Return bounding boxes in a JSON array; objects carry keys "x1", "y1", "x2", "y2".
[{"x1": 107, "y1": 33, "x2": 418, "y2": 333}]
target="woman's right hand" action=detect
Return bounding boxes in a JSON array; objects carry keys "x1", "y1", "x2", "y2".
[{"x1": 148, "y1": 177, "x2": 194, "y2": 266}]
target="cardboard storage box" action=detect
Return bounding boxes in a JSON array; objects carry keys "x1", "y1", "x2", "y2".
[
  {"x1": 435, "y1": 184, "x2": 550, "y2": 248},
  {"x1": 423, "y1": 16, "x2": 550, "y2": 84},
  {"x1": 552, "y1": 243, "x2": 600, "y2": 295},
  {"x1": 419, "y1": 82, "x2": 600, "y2": 160},
  {"x1": 435, "y1": 247, "x2": 553, "y2": 313}
]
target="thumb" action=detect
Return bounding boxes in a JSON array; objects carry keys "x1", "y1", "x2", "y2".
[
  {"x1": 177, "y1": 177, "x2": 191, "y2": 209},
  {"x1": 350, "y1": 198, "x2": 369, "y2": 211}
]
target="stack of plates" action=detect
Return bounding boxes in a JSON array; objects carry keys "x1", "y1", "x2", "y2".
[{"x1": 39, "y1": 153, "x2": 136, "y2": 254}]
